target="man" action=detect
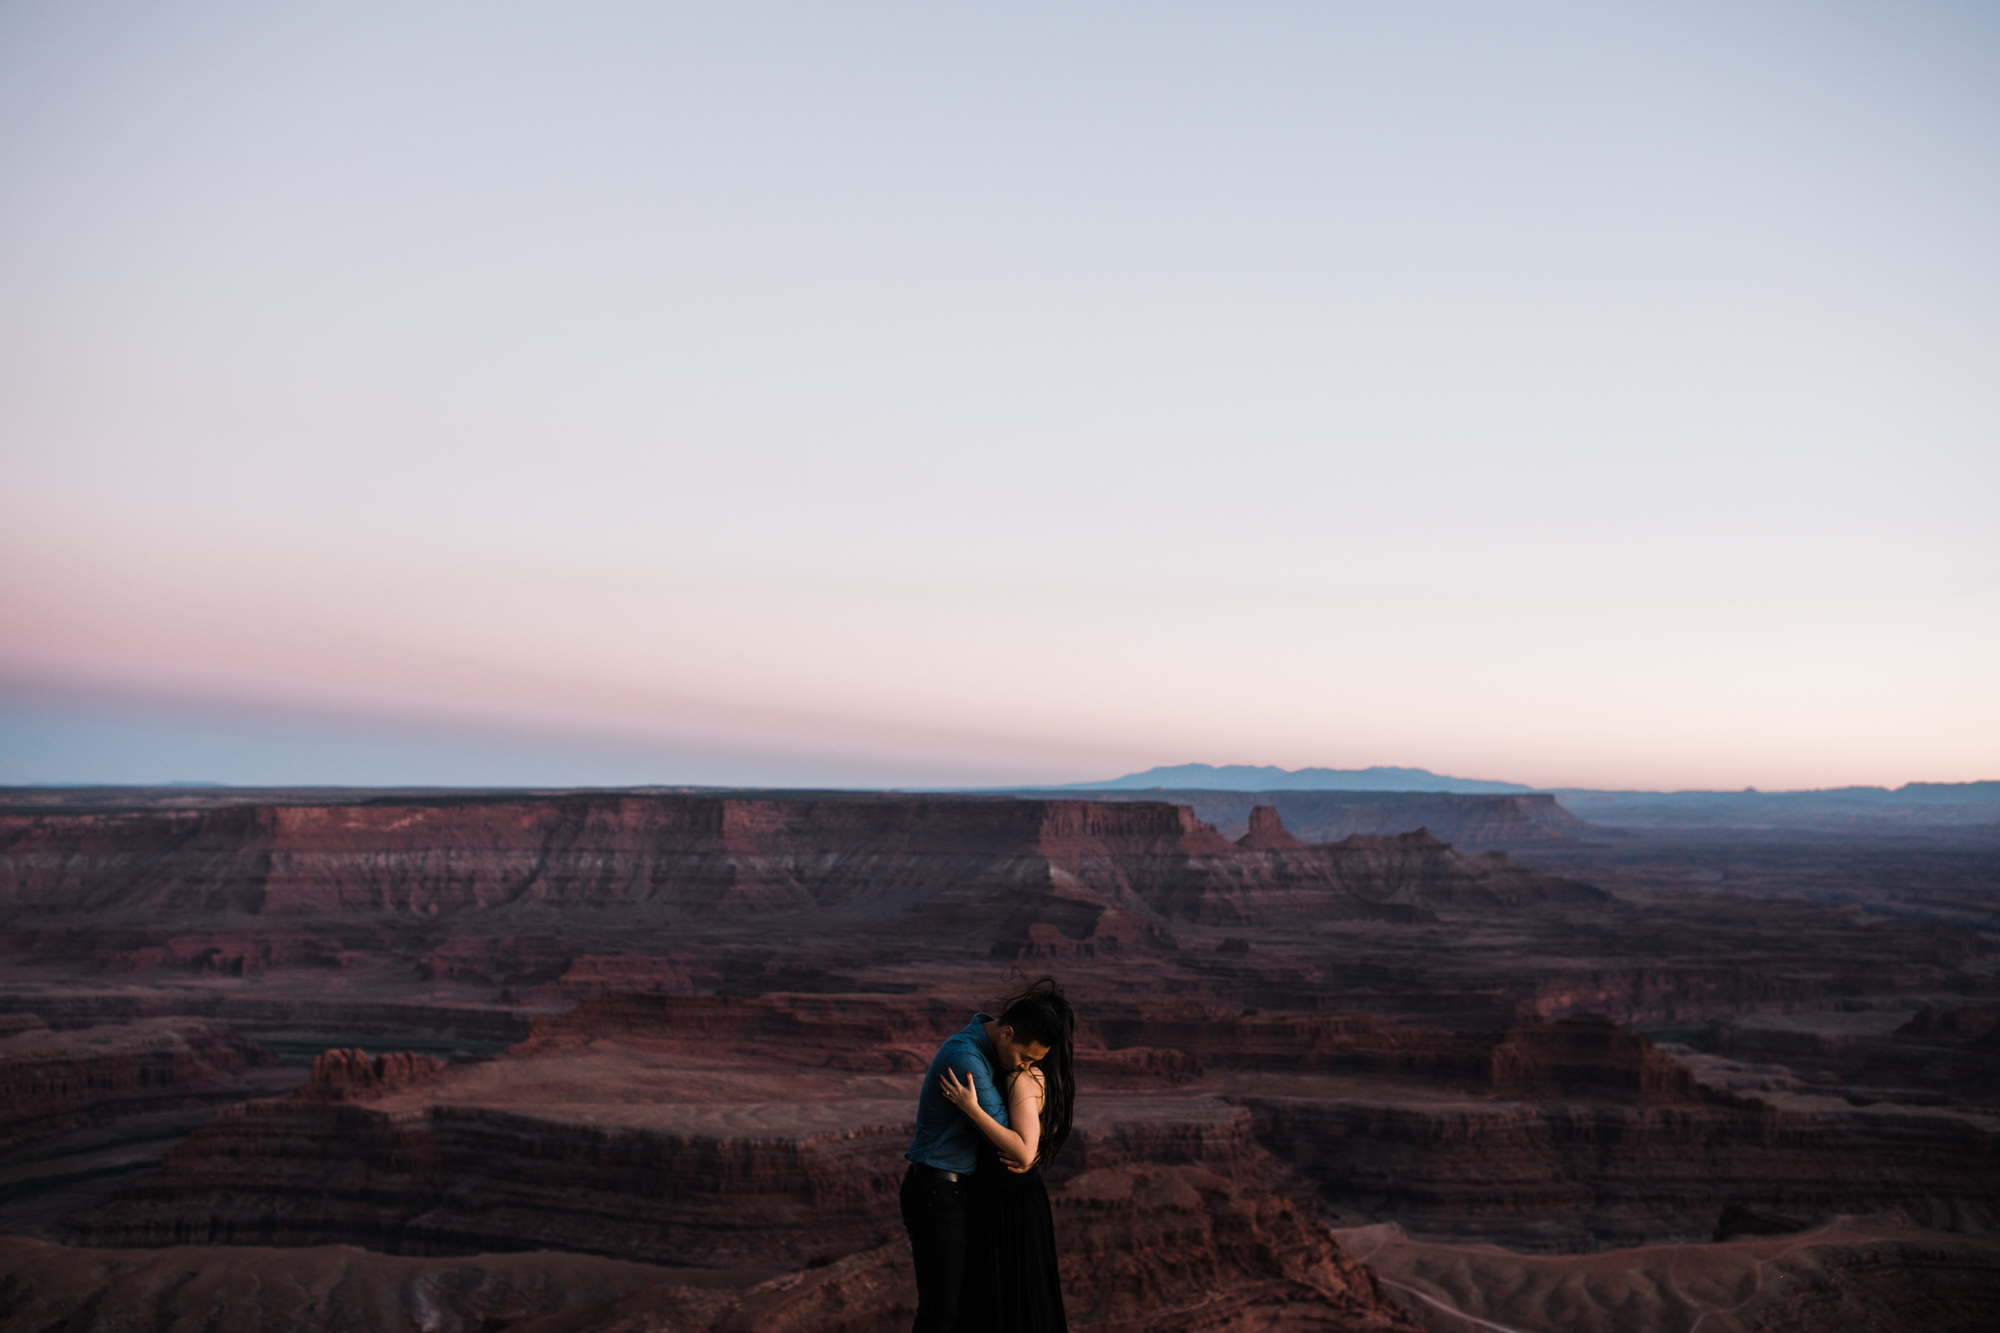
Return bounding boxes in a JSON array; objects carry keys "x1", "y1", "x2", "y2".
[{"x1": 901, "y1": 1008, "x2": 1052, "y2": 1333}]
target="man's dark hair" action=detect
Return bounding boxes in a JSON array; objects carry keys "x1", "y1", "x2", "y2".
[{"x1": 998, "y1": 976, "x2": 1075, "y2": 1164}]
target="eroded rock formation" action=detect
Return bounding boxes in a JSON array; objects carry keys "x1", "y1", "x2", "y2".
[
  {"x1": 1054, "y1": 788, "x2": 1602, "y2": 850},
  {"x1": 1053, "y1": 1165, "x2": 1424, "y2": 1332},
  {"x1": 0, "y1": 1017, "x2": 279, "y2": 1150},
  {"x1": 299, "y1": 1047, "x2": 447, "y2": 1100},
  {"x1": 62, "y1": 993, "x2": 2000, "y2": 1271},
  {"x1": 0, "y1": 793, "x2": 1595, "y2": 933},
  {"x1": 1340, "y1": 1214, "x2": 2000, "y2": 1333},
  {"x1": 5, "y1": 784, "x2": 1997, "y2": 1332},
  {"x1": 0, "y1": 1235, "x2": 691, "y2": 1333}
]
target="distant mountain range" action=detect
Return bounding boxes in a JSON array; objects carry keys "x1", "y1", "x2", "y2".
[
  {"x1": 1556, "y1": 781, "x2": 2000, "y2": 831},
  {"x1": 1059, "y1": 764, "x2": 1534, "y2": 795}
]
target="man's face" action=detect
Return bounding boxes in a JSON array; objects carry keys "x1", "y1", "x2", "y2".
[{"x1": 992, "y1": 1025, "x2": 1051, "y2": 1073}]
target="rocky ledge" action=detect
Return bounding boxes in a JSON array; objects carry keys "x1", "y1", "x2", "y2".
[
  {"x1": 0, "y1": 794, "x2": 1597, "y2": 935},
  {"x1": 61, "y1": 995, "x2": 2000, "y2": 1265},
  {"x1": 0, "y1": 1016, "x2": 281, "y2": 1152}
]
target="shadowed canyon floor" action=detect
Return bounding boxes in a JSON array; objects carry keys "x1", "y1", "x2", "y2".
[{"x1": 1, "y1": 787, "x2": 1997, "y2": 1330}]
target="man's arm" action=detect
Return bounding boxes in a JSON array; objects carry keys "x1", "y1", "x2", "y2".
[
  {"x1": 970, "y1": 1057, "x2": 1009, "y2": 1127},
  {"x1": 943, "y1": 1036, "x2": 1008, "y2": 1128}
]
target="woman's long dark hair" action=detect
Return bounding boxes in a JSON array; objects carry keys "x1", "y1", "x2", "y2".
[{"x1": 997, "y1": 976, "x2": 1075, "y2": 1166}]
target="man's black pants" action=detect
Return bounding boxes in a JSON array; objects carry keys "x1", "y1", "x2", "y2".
[{"x1": 900, "y1": 1164, "x2": 969, "y2": 1333}]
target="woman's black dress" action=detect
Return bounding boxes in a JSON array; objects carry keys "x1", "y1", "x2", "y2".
[{"x1": 959, "y1": 1145, "x2": 1068, "y2": 1332}]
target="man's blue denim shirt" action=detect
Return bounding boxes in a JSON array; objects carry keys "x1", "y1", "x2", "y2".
[{"x1": 905, "y1": 1012, "x2": 1011, "y2": 1174}]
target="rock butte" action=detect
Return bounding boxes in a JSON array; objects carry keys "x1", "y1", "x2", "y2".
[{"x1": 1, "y1": 788, "x2": 1997, "y2": 1331}]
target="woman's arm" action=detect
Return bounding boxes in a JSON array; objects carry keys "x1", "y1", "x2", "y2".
[
  {"x1": 1004, "y1": 1067, "x2": 1045, "y2": 1167},
  {"x1": 938, "y1": 1067, "x2": 1040, "y2": 1166}
]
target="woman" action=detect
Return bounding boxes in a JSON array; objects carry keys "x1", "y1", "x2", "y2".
[{"x1": 939, "y1": 977, "x2": 1076, "y2": 1333}]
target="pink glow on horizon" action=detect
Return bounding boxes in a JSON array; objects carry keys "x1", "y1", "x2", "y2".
[
  {"x1": 5, "y1": 541, "x2": 1991, "y2": 791},
  {"x1": 2, "y1": 5, "x2": 1996, "y2": 790}
]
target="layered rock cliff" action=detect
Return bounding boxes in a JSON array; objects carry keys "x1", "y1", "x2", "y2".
[
  {"x1": 1051, "y1": 1165, "x2": 1425, "y2": 1331},
  {"x1": 0, "y1": 1235, "x2": 696, "y2": 1333},
  {"x1": 0, "y1": 793, "x2": 1596, "y2": 933},
  {"x1": 0, "y1": 1016, "x2": 280, "y2": 1151},
  {"x1": 64, "y1": 993, "x2": 2000, "y2": 1264},
  {"x1": 1340, "y1": 1214, "x2": 2000, "y2": 1333},
  {"x1": 1054, "y1": 788, "x2": 1603, "y2": 850},
  {"x1": 1247, "y1": 1079, "x2": 2000, "y2": 1247},
  {"x1": 6, "y1": 1165, "x2": 1429, "y2": 1333},
  {"x1": 67, "y1": 1010, "x2": 1276, "y2": 1270}
]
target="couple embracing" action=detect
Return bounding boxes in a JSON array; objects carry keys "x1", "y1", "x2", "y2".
[{"x1": 900, "y1": 977, "x2": 1076, "y2": 1333}]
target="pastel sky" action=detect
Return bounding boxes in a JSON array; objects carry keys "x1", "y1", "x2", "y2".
[{"x1": 2, "y1": 2, "x2": 1996, "y2": 791}]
